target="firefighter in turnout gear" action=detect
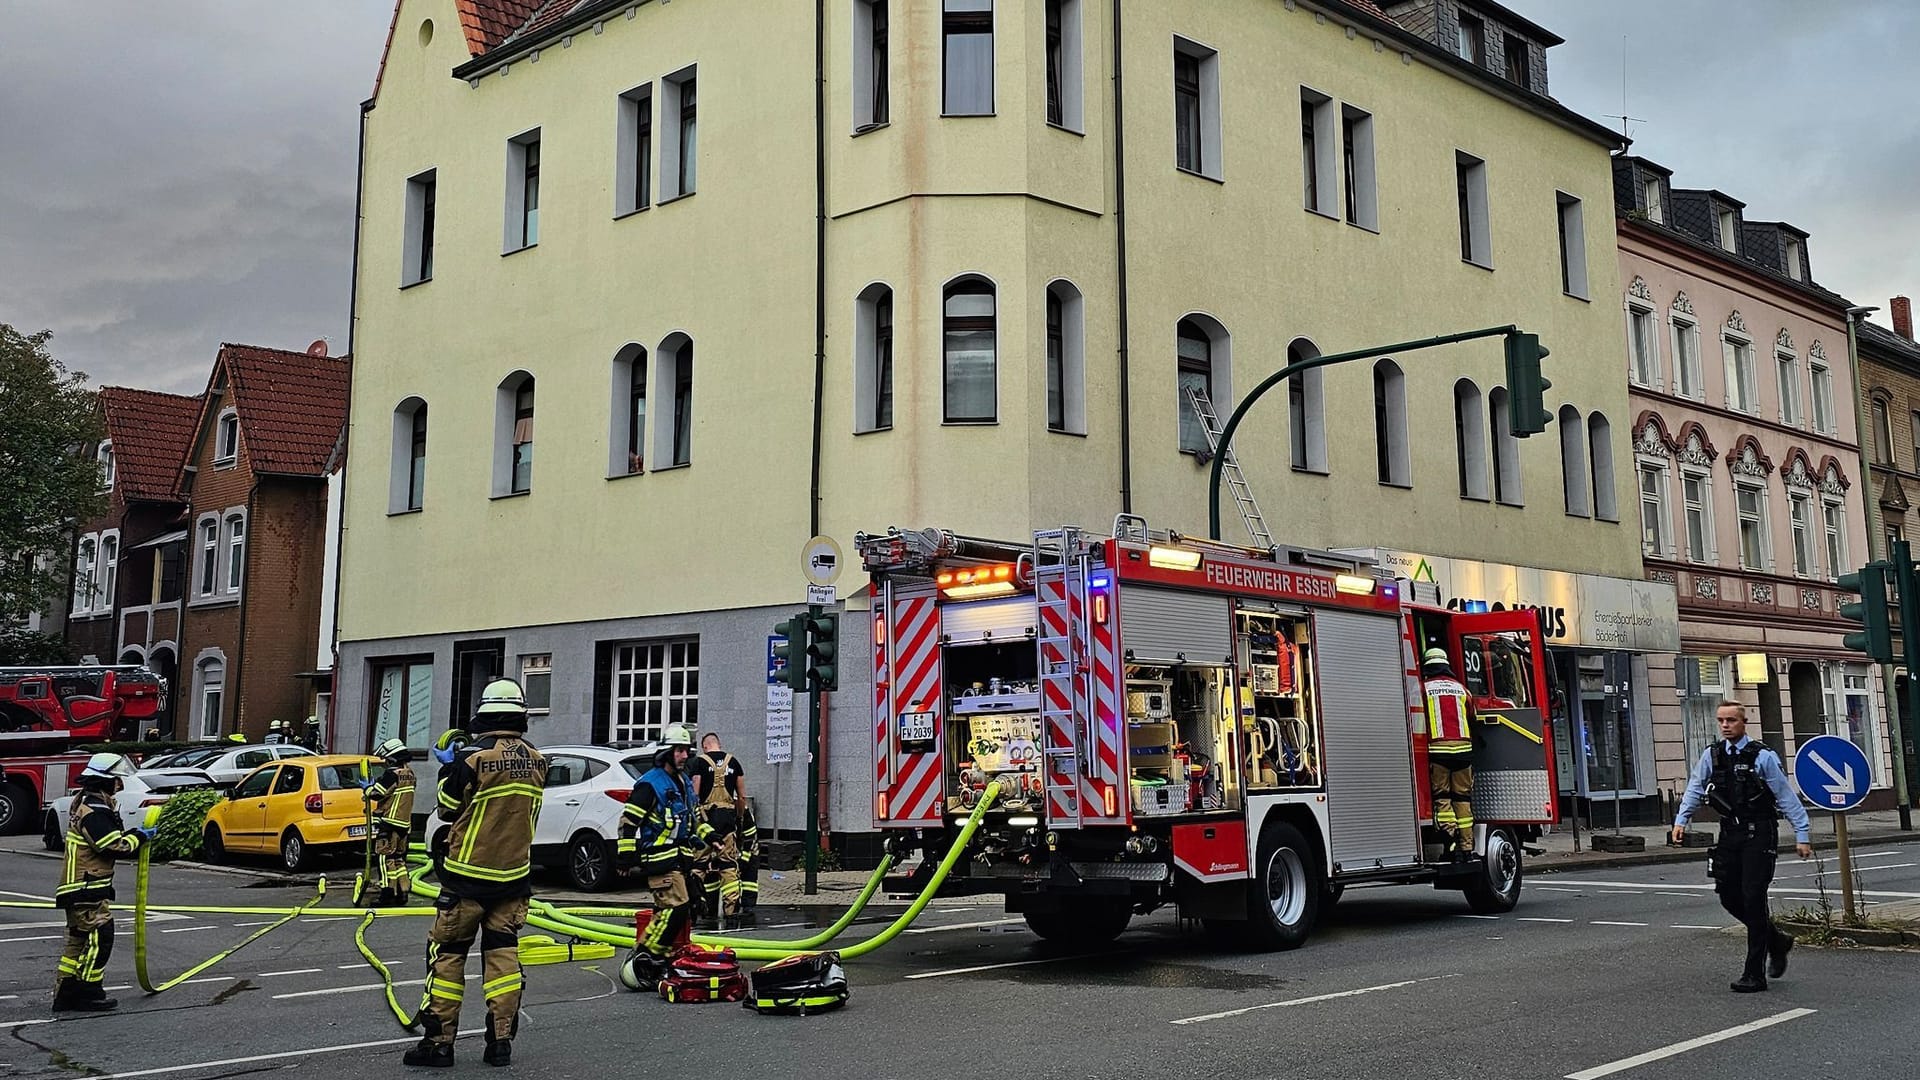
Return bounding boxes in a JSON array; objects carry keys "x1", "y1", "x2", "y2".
[
  {"x1": 690, "y1": 732, "x2": 746, "y2": 923},
  {"x1": 53, "y1": 754, "x2": 147, "y2": 1012},
  {"x1": 1672, "y1": 701, "x2": 1812, "y2": 993},
  {"x1": 364, "y1": 737, "x2": 417, "y2": 906},
  {"x1": 619, "y1": 724, "x2": 717, "y2": 969},
  {"x1": 405, "y1": 679, "x2": 547, "y2": 1069},
  {"x1": 1422, "y1": 648, "x2": 1476, "y2": 858}
]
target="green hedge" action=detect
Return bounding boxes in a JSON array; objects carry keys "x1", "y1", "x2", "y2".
[{"x1": 149, "y1": 788, "x2": 224, "y2": 862}]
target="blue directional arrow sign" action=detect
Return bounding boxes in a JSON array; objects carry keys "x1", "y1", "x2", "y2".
[{"x1": 1792, "y1": 733, "x2": 1871, "y2": 812}]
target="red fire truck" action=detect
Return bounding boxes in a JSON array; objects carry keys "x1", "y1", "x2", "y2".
[
  {"x1": 0, "y1": 665, "x2": 166, "y2": 742},
  {"x1": 857, "y1": 517, "x2": 1558, "y2": 950}
]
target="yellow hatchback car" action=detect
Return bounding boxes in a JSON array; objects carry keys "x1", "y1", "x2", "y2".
[{"x1": 201, "y1": 754, "x2": 384, "y2": 871}]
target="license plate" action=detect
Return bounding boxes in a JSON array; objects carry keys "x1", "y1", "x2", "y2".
[
  {"x1": 346, "y1": 825, "x2": 368, "y2": 838},
  {"x1": 898, "y1": 711, "x2": 936, "y2": 743}
]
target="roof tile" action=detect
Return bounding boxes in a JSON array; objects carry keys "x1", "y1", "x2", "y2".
[
  {"x1": 201, "y1": 344, "x2": 352, "y2": 478},
  {"x1": 98, "y1": 388, "x2": 202, "y2": 502}
]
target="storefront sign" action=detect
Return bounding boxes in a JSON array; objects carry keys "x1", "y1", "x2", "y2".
[{"x1": 1352, "y1": 549, "x2": 1680, "y2": 653}]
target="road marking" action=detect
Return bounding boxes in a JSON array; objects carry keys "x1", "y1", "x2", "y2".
[
  {"x1": 1785, "y1": 862, "x2": 1917, "y2": 880},
  {"x1": 1170, "y1": 974, "x2": 1458, "y2": 1025},
  {"x1": 0, "y1": 994, "x2": 17, "y2": 1001},
  {"x1": 1557, "y1": 879, "x2": 1920, "y2": 899},
  {"x1": 0, "y1": 889, "x2": 54, "y2": 901},
  {"x1": 5, "y1": 913, "x2": 181, "y2": 932},
  {"x1": 89, "y1": 1027, "x2": 487, "y2": 1080},
  {"x1": 905, "y1": 953, "x2": 1108, "y2": 980},
  {"x1": 339, "y1": 960, "x2": 403, "y2": 969},
  {"x1": 0, "y1": 1019, "x2": 54, "y2": 1031},
  {"x1": 1453, "y1": 914, "x2": 1501, "y2": 920},
  {"x1": 260, "y1": 968, "x2": 323, "y2": 977},
  {"x1": 232, "y1": 920, "x2": 275, "y2": 928},
  {"x1": 1655, "y1": 892, "x2": 1701, "y2": 898},
  {"x1": 161, "y1": 925, "x2": 216, "y2": 934},
  {"x1": 905, "y1": 916, "x2": 1026, "y2": 934},
  {"x1": 1519, "y1": 917, "x2": 1573, "y2": 923},
  {"x1": 1670, "y1": 924, "x2": 1726, "y2": 930},
  {"x1": 272, "y1": 972, "x2": 477, "y2": 999},
  {"x1": 1591, "y1": 921, "x2": 1648, "y2": 927},
  {"x1": 0, "y1": 934, "x2": 63, "y2": 943},
  {"x1": 1534, "y1": 886, "x2": 1584, "y2": 893},
  {"x1": 1564, "y1": 1008, "x2": 1816, "y2": 1080}
]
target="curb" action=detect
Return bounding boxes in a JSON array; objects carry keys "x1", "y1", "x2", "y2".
[
  {"x1": 1535, "y1": 831, "x2": 1911, "y2": 875},
  {"x1": 167, "y1": 859, "x2": 327, "y2": 886}
]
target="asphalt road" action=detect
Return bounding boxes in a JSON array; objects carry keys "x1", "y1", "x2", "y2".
[{"x1": 2, "y1": 836, "x2": 1916, "y2": 1080}]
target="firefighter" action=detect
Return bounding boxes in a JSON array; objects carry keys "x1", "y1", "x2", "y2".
[
  {"x1": 53, "y1": 753, "x2": 149, "y2": 1012},
  {"x1": 618, "y1": 724, "x2": 717, "y2": 971},
  {"x1": 1421, "y1": 647, "x2": 1476, "y2": 859},
  {"x1": 363, "y1": 737, "x2": 417, "y2": 906},
  {"x1": 405, "y1": 678, "x2": 547, "y2": 1069},
  {"x1": 689, "y1": 732, "x2": 746, "y2": 924},
  {"x1": 301, "y1": 714, "x2": 323, "y2": 752},
  {"x1": 1671, "y1": 701, "x2": 1811, "y2": 993},
  {"x1": 263, "y1": 719, "x2": 287, "y2": 745}
]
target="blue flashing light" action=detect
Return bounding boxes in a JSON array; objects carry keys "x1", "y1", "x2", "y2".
[
  {"x1": 1089, "y1": 574, "x2": 1112, "y2": 589},
  {"x1": 1463, "y1": 599, "x2": 1490, "y2": 614}
]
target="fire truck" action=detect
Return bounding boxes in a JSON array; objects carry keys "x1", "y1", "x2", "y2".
[
  {"x1": 857, "y1": 517, "x2": 1558, "y2": 950},
  {"x1": 0, "y1": 665, "x2": 166, "y2": 834}
]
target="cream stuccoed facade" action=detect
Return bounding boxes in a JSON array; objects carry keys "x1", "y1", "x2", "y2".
[{"x1": 338, "y1": 0, "x2": 1649, "y2": 846}]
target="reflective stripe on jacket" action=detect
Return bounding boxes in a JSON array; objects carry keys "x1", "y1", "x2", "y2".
[
  {"x1": 436, "y1": 732, "x2": 546, "y2": 895},
  {"x1": 366, "y1": 764, "x2": 417, "y2": 833},
  {"x1": 58, "y1": 795, "x2": 137, "y2": 907},
  {"x1": 1424, "y1": 675, "x2": 1473, "y2": 748},
  {"x1": 618, "y1": 766, "x2": 712, "y2": 868}
]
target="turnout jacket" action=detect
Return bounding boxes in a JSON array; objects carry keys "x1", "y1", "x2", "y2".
[
  {"x1": 365, "y1": 763, "x2": 417, "y2": 835},
  {"x1": 58, "y1": 793, "x2": 139, "y2": 908},
  {"x1": 618, "y1": 766, "x2": 714, "y2": 871},
  {"x1": 435, "y1": 731, "x2": 547, "y2": 899}
]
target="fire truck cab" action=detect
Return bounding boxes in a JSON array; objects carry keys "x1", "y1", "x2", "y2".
[{"x1": 858, "y1": 517, "x2": 1558, "y2": 950}]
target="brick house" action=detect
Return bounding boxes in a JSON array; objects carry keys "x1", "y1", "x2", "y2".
[
  {"x1": 176, "y1": 343, "x2": 350, "y2": 742},
  {"x1": 1856, "y1": 295, "x2": 1920, "y2": 802},
  {"x1": 64, "y1": 387, "x2": 202, "y2": 724}
]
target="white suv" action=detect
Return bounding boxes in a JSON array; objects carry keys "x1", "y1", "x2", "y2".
[{"x1": 532, "y1": 744, "x2": 657, "y2": 891}]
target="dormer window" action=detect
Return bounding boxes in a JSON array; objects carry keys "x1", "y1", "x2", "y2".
[
  {"x1": 1785, "y1": 238, "x2": 1805, "y2": 281},
  {"x1": 1456, "y1": 13, "x2": 1485, "y2": 65},
  {"x1": 1717, "y1": 209, "x2": 1738, "y2": 252},
  {"x1": 1502, "y1": 34, "x2": 1529, "y2": 89},
  {"x1": 1642, "y1": 178, "x2": 1663, "y2": 223},
  {"x1": 215, "y1": 408, "x2": 240, "y2": 464}
]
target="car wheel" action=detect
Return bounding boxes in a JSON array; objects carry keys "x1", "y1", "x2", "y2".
[
  {"x1": 203, "y1": 826, "x2": 226, "y2": 864},
  {"x1": 281, "y1": 829, "x2": 307, "y2": 872},
  {"x1": 1236, "y1": 819, "x2": 1321, "y2": 952},
  {"x1": 44, "y1": 811, "x2": 63, "y2": 852},
  {"x1": 567, "y1": 833, "x2": 613, "y2": 892},
  {"x1": 0, "y1": 782, "x2": 30, "y2": 836},
  {"x1": 1023, "y1": 900, "x2": 1130, "y2": 947},
  {"x1": 1463, "y1": 827, "x2": 1523, "y2": 914}
]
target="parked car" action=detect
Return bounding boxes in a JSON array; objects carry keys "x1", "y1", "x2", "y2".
[
  {"x1": 531, "y1": 744, "x2": 660, "y2": 892},
  {"x1": 42, "y1": 769, "x2": 219, "y2": 850},
  {"x1": 200, "y1": 754, "x2": 378, "y2": 871},
  {"x1": 144, "y1": 743, "x2": 315, "y2": 788}
]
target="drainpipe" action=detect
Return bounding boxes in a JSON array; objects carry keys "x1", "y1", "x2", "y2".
[
  {"x1": 1111, "y1": 0, "x2": 1133, "y2": 513},
  {"x1": 809, "y1": 0, "x2": 827, "y2": 538},
  {"x1": 229, "y1": 482, "x2": 259, "y2": 739},
  {"x1": 1847, "y1": 306, "x2": 1912, "y2": 828},
  {"x1": 329, "y1": 101, "x2": 371, "y2": 752}
]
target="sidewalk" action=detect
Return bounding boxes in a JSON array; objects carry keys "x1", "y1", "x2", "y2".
[{"x1": 1531, "y1": 808, "x2": 1914, "y2": 873}]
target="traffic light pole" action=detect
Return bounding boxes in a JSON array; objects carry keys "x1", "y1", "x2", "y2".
[
  {"x1": 1895, "y1": 542, "x2": 1919, "y2": 831},
  {"x1": 803, "y1": 617, "x2": 822, "y2": 896},
  {"x1": 1850, "y1": 310, "x2": 1913, "y2": 828},
  {"x1": 1206, "y1": 324, "x2": 1519, "y2": 540}
]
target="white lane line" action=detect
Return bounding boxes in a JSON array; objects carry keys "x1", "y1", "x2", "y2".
[
  {"x1": 91, "y1": 1027, "x2": 487, "y2": 1080},
  {"x1": 0, "y1": 890, "x2": 55, "y2": 901},
  {"x1": 339, "y1": 960, "x2": 404, "y2": 969},
  {"x1": 1171, "y1": 974, "x2": 1458, "y2": 1025},
  {"x1": 0, "y1": 994, "x2": 18, "y2": 1001},
  {"x1": 1534, "y1": 886, "x2": 1584, "y2": 893},
  {"x1": 1557, "y1": 879, "x2": 1920, "y2": 899},
  {"x1": 232, "y1": 920, "x2": 275, "y2": 928},
  {"x1": 0, "y1": 934, "x2": 63, "y2": 943},
  {"x1": 1655, "y1": 892, "x2": 1702, "y2": 899},
  {"x1": 1671, "y1": 924, "x2": 1727, "y2": 930},
  {"x1": 1454, "y1": 914, "x2": 1501, "y2": 920},
  {"x1": 905, "y1": 953, "x2": 1108, "y2": 980},
  {"x1": 1591, "y1": 921, "x2": 1648, "y2": 927},
  {"x1": 259, "y1": 968, "x2": 323, "y2": 978},
  {"x1": 1565, "y1": 1008, "x2": 1816, "y2": 1080},
  {"x1": 160, "y1": 925, "x2": 217, "y2": 934},
  {"x1": 0, "y1": 1019, "x2": 54, "y2": 1031},
  {"x1": 1783, "y1": 862, "x2": 1918, "y2": 881},
  {"x1": 1519, "y1": 917, "x2": 1573, "y2": 923},
  {"x1": 272, "y1": 972, "x2": 477, "y2": 999},
  {"x1": 904, "y1": 916, "x2": 1026, "y2": 934}
]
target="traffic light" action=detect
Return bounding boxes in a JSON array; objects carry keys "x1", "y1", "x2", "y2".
[
  {"x1": 1504, "y1": 331, "x2": 1554, "y2": 436},
  {"x1": 803, "y1": 611, "x2": 839, "y2": 692},
  {"x1": 1838, "y1": 562, "x2": 1895, "y2": 663},
  {"x1": 772, "y1": 613, "x2": 809, "y2": 692}
]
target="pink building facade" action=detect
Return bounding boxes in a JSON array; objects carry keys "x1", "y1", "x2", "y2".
[{"x1": 1613, "y1": 156, "x2": 1894, "y2": 810}]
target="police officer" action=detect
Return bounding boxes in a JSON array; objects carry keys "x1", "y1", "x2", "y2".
[
  {"x1": 53, "y1": 753, "x2": 150, "y2": 1012},
  {"x1": 405, "y1": 679, "x2": 547, "y2": 1069},
  {"x1": 619, "y1": 724, "x2": 717, "y2": 971},
  {"x1": 1672, "y1": 701, "x2": 1812, "y2": 993},
  {"x1": 363, "y1": 737, "x2": 417, "y2": 907},
  {"x1": 689, "y1": 732, "x2": 747, "y2": 925},
  {"x1": 1421, "y1": 648, "x2": 1476, "y2": 859}
]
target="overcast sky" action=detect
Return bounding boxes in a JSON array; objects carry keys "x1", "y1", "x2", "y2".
[{"x1": 3, "y1": 1, "x2": 1916, "y2": 394}]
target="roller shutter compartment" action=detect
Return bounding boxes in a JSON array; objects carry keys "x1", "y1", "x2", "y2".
[
  {"x1": 1313, "y1": 609, "x2": 1420, "y2": 871},
  {"x1": 1119, "y1": 588, "x2": 1233, "y2": 665}
]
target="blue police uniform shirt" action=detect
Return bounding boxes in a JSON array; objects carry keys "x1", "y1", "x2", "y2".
[{"x1": 1673, "y1": 734, "x2": 1811, "y2": 843}]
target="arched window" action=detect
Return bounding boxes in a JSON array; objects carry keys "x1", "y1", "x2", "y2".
[
  {"x1": 493, "y1": 372, "x2": 535, "y2": 495},
  {"x1": 1559, "y1": 404, "x2": 1588, "y2": 517},
  {"x1": 71, "y1": 536, "x2": 96, "y2": 615},
  {"x1": 1454, "y1": 379, "x2": 1487, "y2": 499},
  {"x1": 1176, "y1": 318, "x2": 1212, "y2": 453},
  {"x1": 1872, "y1": 396, "x2": 1893, "y2": 464},
  {"x1": 196, "y1": 514, "x2": 219, "y2": 597},
  {"x1": 215, "y1": 408, "x2": 240, "y2": 464},
  {"x1": 193, "y1": 652, "x2": 226, "y2": 741},
  {"x1": 1046, "y1": 279, "x2": 1086, "y2": 434},
  {"x1": 609, "y1": 346, "x2": 648, "y2": 475},
  {"x1": 1286, "y1": 338, "x2": 1326, "y2": 473},
  {"x1": 1589, "y1": 413, "x2": 1617, "y2": 521},
  {"x1": 655, "y1": 333, "x2": 695, "y2": 467},
  {"x1": 853, "y1": 285, "x2": 894, "y2": 434},
  {"x1": 97, "y1": 531, "x2": 118, "y2": 612},
  {"x1": 389, "y1": 397, "x2": 428, "y2": 512},
  {"x1": 943, "y1": 276, "x2": 997, "y2": 423},
  {"x1": 224, "y1": 512, "x2": 245, "y2": 593},
  {"x1": 97, "y1": 440, "x2": 114, "y2": 491},
  {"x1": 1489, "y1": 387, "x2": 1522, "y2": 505},
  {"x1": 1373, "y1": 359, "x2": 1409, "y2": 486}
]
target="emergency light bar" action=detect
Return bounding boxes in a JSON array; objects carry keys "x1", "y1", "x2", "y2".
[
  {"x1": 1148, "y1": 546, "x2": 1202, "y2": 571},
  {"x1": 943, "y1": 582, "x2": 1017, "y2": 600},
  {"x1": 937, "y1": 562, "x2": 1020, "y2": 599},
  {"x1": 1334, "y1": 574, "x2": 1378, "y2": 596}
]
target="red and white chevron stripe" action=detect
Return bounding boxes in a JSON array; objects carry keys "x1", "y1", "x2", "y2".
[
  {"x1": 884, "y1": 591, "x2": 944, "y2": 824},
  {"x1": 1037, "y1": 572, "x2": 1080, "y2": 825},
  {"x1": 1083, "y1": 581, "x2": 1127, "y2": 826}
]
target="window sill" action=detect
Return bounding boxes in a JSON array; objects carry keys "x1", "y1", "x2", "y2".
[
  {"x1": 213, "y1": 457, "x2": 237, "y2": 469},
  {"x1": 400, "y1": 276, "x2": 432, "y2": 291},
  {"x1": 1175, "y1": 166, "x2": 1225, "y2": 185},
  {"x1": 188, "y1": 595, "x2": 241, "y2": 610},
  {"x1": 606, "y1": 469, "x2": 647, "y2": 481},
  {"x1": 1461, "y1": 258, "x2": 1495, "y2": 272},
  {"x1": 658, "y1": 191, "x2": 696, "y2": 207},
  {"x1": 1045, "y1": 121, "x2": 1085, "y2": 138},
  {"x1": 1596, "y1": 515, "x2": 1620, "y2": 524},
  {"x1": 614, "y1": 205, "x2": 651, "y2": 222},
  {"x1": 1346, "y1": 220, "x2": 1380, "y2": 235},
  {"x1": 1378, "y1": 480, "x2": 1413, "y2": 490},
  {"x1": 854, "y1": 425, "x2": 893, "y2": 437},
  {"x1": 1290, "y1": 466, "x2": 1330, "y2": 477},
  {"x1": 387, "y1": 507, "x2": 424, "y2": 517},
  {"x1": 1304, "y1": 206, "x2": 1341, "y2": 222},
  {"x1": 940, "y1": 111, "x2": 996, "y2": 119},
  {"x1": 941, "y1": 419, "x2": 999, "y2": 427},
  {"x1": 501, "y1": 243, "x2": 538, "y2": 258},
  {"x1": 1562, "y1": 291, "x2": 1591, "y2": 303},
  {"x1": 490, "y1": 490, "x2": 532, "y2": 501},
  {"x1": 852, "y1": 121, "x2": 890, "y2": 138},
  {"x1": 651, "y1": 461, "x2": 692, "y2": 473},
  {"x1": 1495, "y1": 499, "x2": 1525, "y2": 509},
  {"x1": 1047, "y1": 427, "x2": 1088, "y2": 439},
  {"x1": 1459, "y1": 494, "x2": 1492, "y2": 504}
]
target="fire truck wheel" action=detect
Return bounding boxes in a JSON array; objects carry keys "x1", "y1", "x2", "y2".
[
  {"x1": 0, "y1": 782, "x2": 29, "y2": 836},
  {"x1": 1022, "y1": 901, "x2": 1130, "y2": 947},
  {"x1": 1240, "y1": 820, "x2": 1320, "y2": 951},
  {"x1": 1462, "y1": 827, "x2": 1523, "y2": 914}
]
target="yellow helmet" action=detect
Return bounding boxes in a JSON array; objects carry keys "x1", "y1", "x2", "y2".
[
  {"x1": 476, "y1": 677, "x2": 527, "y2": 716},
  {"x1": 660, "y1": 724, "x2": 695, "y2": 750},
  {"x1": 1422, "y1": 647, "x2": 1453, "y2": 669}
]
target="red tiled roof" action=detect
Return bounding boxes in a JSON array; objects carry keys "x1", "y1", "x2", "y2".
[
  {"x1": 98, "y1": 388, "x2": 201, "y2": 503},
  {"x1": 456, "y1": 0, "x2": 544, "y2": 56},
  {"x1": 195, "y1": 344, "x2": 352, "y2": 478},
  {"x1": 511, "y1": 0, "x2": 589, "y2": 43}
]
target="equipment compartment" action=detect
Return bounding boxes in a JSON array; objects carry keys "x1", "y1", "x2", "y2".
[
  {"x1": 942, "y1": 639, "x2": 1043, "y2": 813},
  {"x1": 1236, "y1": 611, "x2": 1323, "y2": 789},
  {"x1": 1122, "y1": 665, "x2": 1239, "y2": 814}
]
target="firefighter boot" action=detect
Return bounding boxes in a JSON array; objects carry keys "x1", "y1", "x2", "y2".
[
  {"x1": 52, "y1": 980, "x2": 115, "y2": 1012},
  {"x1": 403, "y1": 1039, "x2": 454, "y2": 1068},
  {"x1": 483, "y1": 1037, "x2": 512, "y2": 1068}
]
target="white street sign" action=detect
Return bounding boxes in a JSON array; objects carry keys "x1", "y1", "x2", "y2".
[{"x1": 802, "y1": 534, "x2": 844, "y2": 587}]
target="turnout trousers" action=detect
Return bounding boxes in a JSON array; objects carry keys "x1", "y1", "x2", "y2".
[
  {"x1": 1711, "y1": 816, "x2": 1786, "y2": 980},
  {"x1": 374, "y1": 828, "x2": 412, "y2": 901},
  {"x1": 419, "y1": 894, "x2": 528, "y2": 1045},
  {"x1": 1429, "y1": 753, "x2": 1475, "y2": 850},
  {"x1": 640, "y1": 869, "x2": 695, "y2": 958},
  {"x1": 56, "y1": 900, "x2": 114, "y2": 993}
]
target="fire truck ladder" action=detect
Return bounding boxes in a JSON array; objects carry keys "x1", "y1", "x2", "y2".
[
  {"x1": 1032, "y1": 528, "x2": 1086, "y2": 823},
  {"x1": 1184, "y1": 384, "x2": 1273, "y2": 551}
]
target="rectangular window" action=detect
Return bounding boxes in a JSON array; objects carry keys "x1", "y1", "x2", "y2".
[
  {"x1": 1176, "y1": 52, "x2": 1203, "y2": 174},
  {"x1": 1912, "y1": 411, "x2": 1920, "y2": 470},
  {"x1": 1176, "y1": 331, "x2": 1212, "y2": 454},
  {"x1": 1638, "y1": 463, "x2": 1669, "y2": 557},
  {"x1": 1341, "y1": 105, "x2": 1376, "y2": 230},
  {"x1": 1873, "y1": 398, "x2": 1892, "y2": 464},
  {"x1": 70, "y1": 535, "x2": 96, "y2": 615},
  {"x1": 616, "y1": 85, "x2": 652, "y2": 215},
  {"x1": 216, "y1": 412, "x2": 240, "y2": 463},
  {"x1": 1789, "y1": 493, "x2": 1814, "y2": 577},
  {"x1": 403, "y1": 170, "x2": 435, "y2": 285},
  {"x1": 1173, "y1": 38, "x2": 1220, "y2": 180},
  {"x1": 521, "y1": 654, "x2": 553, "y2": 715},
  {"x1": 199, "y1": 665, "x2": 225, "y2": 741},
  {"x1": 1557, "y1": 192, "x2": 1587, "y2": 298},
  {"x1": 1046, "y1": 291, "x2": 1065, "y2": 432},
  {"x1": 1777, "y1": 350, "x2": 1801, "y2": 426},
  {"x1": 1736, "y1": 483, "x2": 1766, "y2": 571},
  {"x1": 875, "y1": 294, "x2": 894, "y2": 430},
  {"x1": 1456, "y1": 151, "x2": 1490, "y2": 267},
  {"x1": 1627, "y1": 306, "x2": 1657, "y2": 386},
  {"x1": 368, "y1": 659, "x2": 433, "y2": 747},
  {"x1": 1725, "y1": 337, "x2": 1756, "y2": 413},
  {"x1": 225, "y1": 515, "x2": 244, "y2": 593},
  {"x1": 1502, "y1": 33, "x2": 1529, "y2": 89},
  {"x1": 408, "y1": 407, "x2": 428, "y2": 511},
  {"x1": 672, "y1": 344, "x2": 694, "y2": 467},
  {"x1": 658, "y1": 67, "x2": 698, "y2": 200},
  {"x1": 1718, "y1": 209, "x2": 1738, "y2": 252},
  {"x1": 198, "y1": 518, "x2": 218, "y2": 597},
  {"x1": 1824, "y1": 500, "x2": 1846, "y2": 581},
  {"x1": 1456, "y1": 13, "x2": 1484, "y2": 64},
  {"x1": 1643, "y1": 178, "x2": 1663, "y2": 223},
  {"x1": 504, "y1": 130, "x2": 540, "y2": 252},
  {"x1": 1824, "y1": 663, "x2": 1877, "y2": 771},
  {"x1": 608, "y1": 639, "x2": 699, "y2": 743},
  {"x1": 942, "y1": 0, "x2": 994, "y2": 116},
  {"x1": 512, "y1": 384, "x2": 535, "y2": 493},
  {"x1": 628, "y1": 364, "x2": 647, "y2": 473},
  {"x1": 676, "y1": 75, "x2": 697, "y2": 196},
  {"x1": 1671, "y1": 316, "x2": 1700, "y2": 398},
  {"x1": 1786, "y1": 238, "x2": 1805, "y2": 281},
  {"x1": 1682, "y1": 472, "x2": 1710, "y2": 562},
  {"x1": 1679, "y1": 656, "x2": 1727, "y2": 765},
  {"x1": 1888, "y1": 523, "x2": 1904, "y2": 553},
  {"x1": 854, "y1": 1, "x2": 890, "y2": 130},
  {"x1": 1299, "y1": 89, "x2": 1337, "y2": 217}
]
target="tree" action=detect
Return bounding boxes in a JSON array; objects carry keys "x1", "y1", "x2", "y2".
[{"x1": 0, "y1": 325, "x2": 104, "y2": 624}]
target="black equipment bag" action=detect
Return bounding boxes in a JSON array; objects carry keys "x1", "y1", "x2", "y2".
[{"x1": 743, "y1": 950, "x2": 848, "y2": 1015}]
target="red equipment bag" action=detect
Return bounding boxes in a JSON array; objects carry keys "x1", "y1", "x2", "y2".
[{"x1": 659, "y1": 945, "x2": 747, "y2": 1004}]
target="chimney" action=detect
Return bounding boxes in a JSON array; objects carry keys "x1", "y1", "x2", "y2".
[{"x1": 1893, "y1": 296, "x2": 1913, "y2": 341}]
